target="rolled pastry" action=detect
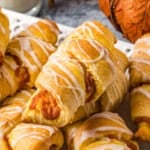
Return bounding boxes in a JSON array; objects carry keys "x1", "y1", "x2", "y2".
[
  {"x1": 2, "y1": 89, "x2": 35, "y2": 107},
  {"x1": 64, "y1": 112, "x2": 139, "y2": 150},
  {"x1": 0, "y1": 89, "x2": 34, "y2": 135},
  {"x1": 58, "y1": 21, "x2": 129, "y2": 72},
  {"x1": 0, "y1": 131, "x2": 10, "y2": 150},
  {"x1": 0, "y1": 9, "x2": 9, "y2": 64},
  {"x1": 16, "y1": 19, "x2": 59, "y2": 45},
  {"x1": 22, "y1": 55, "x2": 99, "y2": 127},
  {"x1": 86, "y1": 138, "x2": 138, "y2": 150},
  {"x1": 99, "y1": 70, "x2": 128, "y2": 111},
  {"x1": 22, "y1": 20, "x2": 128, "y2": 126},
  {"x1": 0, "y1": 55, "x2": 28, "y2": 101},
  {"x1": 6, "y1": 36, "x2": 56, "y2": 88},
  {"x1": 130, "y1": 84, "x2": 150, "y2": 142},
  {"x1": 129, "y1": 33, "x2": 150, "y2": 88},
  {"x1": 58, "y1": 38, "x2": 129, "y2": 111},
  {"x1": 8, "y1": 123, "x2": 64, "y2": 150}
]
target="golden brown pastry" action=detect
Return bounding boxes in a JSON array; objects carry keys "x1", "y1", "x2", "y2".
[
  {"x1": 8, "y1": 123, "x2": 64, "y2": 150},
  {"x1": 0, "y1": 89, "x2": 35, "y2": 150},
  {"x1": 85, "y1": 138, "x2": 139, "y2": 150},
  {"x1": 16, "y1": 19, "x2": 59, "y2": 45},
  {"x1": 22, "y1": 20, "x2": 128, "y2": 127},
  {"x1": 0, "y1": 89, "x2": 34, "y2": 135},
  {"x1": 58, "y1": 21, "x2": 129, "y2": 72},
  {"x1": 99, "y1": 70, "x2": 128, "y2": 111},
  {"x1": 64, "y1": 112, "x2": 139, "y2": 150},
  {"x1": 0, "y1": 9, "x2": 9, "y2": 64},
  {"x1": 130, "y1": 84, "x2": 150, "y2": 142},
  {"x1": 1, "y1": 89, "x2": 35, "y2": 107},
  {"x1": 0, "y1": 18, "x2": 59, "y2": 101},
  {"x1": 22, "y1": 55, "x2": 99, "y2": 127},
  {"x1": 0, "y1": 55, "x2": 27, "y2": 101},
  {"x1": 0, "y1": 132, "x2": 10, "y2": 150},
  {"x1": 7, "y1": 36, "x2": 56, "y2": 87},
  {"x1": 129, "y1": 33, "x2": 150, "y2": 89}
]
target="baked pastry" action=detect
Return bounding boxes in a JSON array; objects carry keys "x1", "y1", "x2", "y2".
[
  {"x1": 8, "y1": 123, "x2": 64, "y2": 150},
  {"x1": 58, "y1": 38, "x2": 129, "y2": 111},
  {"x1": 85, "y1": 138, "x2": 138, "y2": 150},
  {"x1": 58, "y1": 21, "x2": 129, "y2": 72},
  {"x1": 0, "y1": 9, "x2": 9, "y2": 64},
  {"x1": 0, "y1": 89, "x2": 34, "y2": 135},
  {"x1": 22, "y1": 55, "x2": 99, "y2": 127},
  {"x1": 0, "y1": 55, "x2": 28, "y2": 101},
  {"x1": 2, "y1": 89, "x2": 35, "y2": 107},
  {"x1": 6, "y1": 36, "x2": 56, "y2": 87},
  {"x1": 129, "y1": 33, "x2": 150, "y2": 89},
  {"x1": 130, "y1": 84, "x2": 150, "y2": 142},
  {"x1": 0, "y1": 89, "x2": 35, "y2": 150},
  {"x1": 99, "y1": 69, "x2": 128, "y2": 111},
  {"x1": 0, "y1": 132, "x2": 10, "y2": 150},
  {"x1": 22, "y1": 20, "x2": 128, "y2": 127},
  {"x1": 64, "y1": 112, "x2": 139, "y2": 150},
  {"x1": 16, "y1": 19, "x2": 59, "y2": 45}
]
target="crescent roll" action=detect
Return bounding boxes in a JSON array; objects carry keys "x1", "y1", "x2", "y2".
[
  {"x1": 130, "y1": 84, "x2": 150, "y2": 142},
  {"x1": 6, "y1": 36, "x2": 56, "y2": 88},
  {"x1": 7, "y1": 123, "x2": 64, "y2": 150},
  {"x1": 99, "y1": 70, "x2": 128, "y2": 111},
  {"x1": 129, "y1": 34, "x2": 150, "y2": 89},
  {"x1": 64, "y1": 112, "x2": 139, "y2": 150},
  {"x1": 0, "y1": 89, "x2": 34, "y2": 135},
  {"x1": 0, "y1": 9, "x2": 9, "y2": 64},
  {"x1": 16, "y1": 19, "x2": 59, "y2": 45},
  {"x1": 22, "y1": 20, "x2": 129, "y2": 126},
  {"x1": 22, "y1": 55, "x2": 99, "y2": 127},
  {"x1": 0, "y1": 55, "x2": 28, "y2": 101}
]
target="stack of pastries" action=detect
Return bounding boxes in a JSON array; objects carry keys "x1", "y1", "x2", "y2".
[
  {"x1": 22, "y1": 20, "x2": 129, "y2": 127},
  {"x1": 129, "y1": 33, "x2": 150, "y2": 142},
  {"x1": 0, "y1": 9, "x2": 144, "y2": 149},
  {"x1": 0, "y1": 17, "x2": 59, "y2": 101}
]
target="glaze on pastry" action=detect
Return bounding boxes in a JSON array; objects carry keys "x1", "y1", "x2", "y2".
[
  {"x1": 64, "y1": 112, "x2": 139, "y2": 150},
  {"x1": 0, "y1": 9, "x2": 9, "y2": 64},
  {"x1": 8, "y1": 123, "x2": 64, "y2": 150}
]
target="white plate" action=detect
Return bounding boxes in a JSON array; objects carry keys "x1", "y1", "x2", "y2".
[{"x1": 2, "y1": 8, "x2": 149, "y2": 150}]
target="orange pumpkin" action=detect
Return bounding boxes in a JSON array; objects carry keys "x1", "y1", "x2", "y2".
[{"x1": 99, "y1": 0, "x2": 150, "y2": 43}]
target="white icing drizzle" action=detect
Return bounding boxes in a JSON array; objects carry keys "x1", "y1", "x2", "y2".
[
  {"x1": 41, "y1": 57, "x2": 86, "y2": 107},
  {"x1": 11, "y1": 123, "x2": 56, "y2": 147},
  {"x1": 74, "y1": 39, "x2": 105, "y2": 63},
  {"x1": 31, "y1": 37, "x2": 55, "y2": 56},
  {"x1": 90, "y1": 143, "x2": 131, "y2": 150},
  {"x1": 4, "y1": 58, "x2": 18, "y2": 70},
  {"x1": 89, "y1": 112, "x2": 128, "y2": 129},
  {"x1": 136, "y1": 37, "x2": 150, "y2": 46},
  {"x1": 18, "y1": 37, "x2": 42, "y2": 68},
  {"x1": 132, "y1": 58, "x2": 150, "y2": 66},
  {"x1": 20, "y1": 89, "x2": 34, "y2": 97},
  {"x1": 40, "y1": 20, "x2": 59, "y2": 35},
  {"x1": 75, "y1": 126, "x2": 132, "y2": 150},
  {"x1": 132, "y1": 87, "x2": 150, "y2": 99},
  {"x1": 11, "y1": 131, "x2": 47, "y2": 147},
  {"x1": 86, "y1": 21, "x2": 104, "y2": 35},
  {"x1": 130, "y1": 64, "x2": 150, "y2": 81},
  {"x1": 32, "y1": 23, "x2": 47, "y2": 40}
]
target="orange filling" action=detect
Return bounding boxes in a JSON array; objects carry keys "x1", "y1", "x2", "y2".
[{"x1": 30, "y1": 90, "x2": 60, "y2": 120}]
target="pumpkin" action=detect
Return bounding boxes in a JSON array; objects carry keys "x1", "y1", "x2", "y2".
[{"x1": 99, "y1": 0, "x2": 150, "y2": 43}]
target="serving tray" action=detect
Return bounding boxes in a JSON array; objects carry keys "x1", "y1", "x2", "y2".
[{"x1": 2, "y1": 8, "x2": 149, "y2": 150}]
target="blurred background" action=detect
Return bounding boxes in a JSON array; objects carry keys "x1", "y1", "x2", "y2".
[{"x1": 38, "y1": 0, "x2": 126, "y2": 41}]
